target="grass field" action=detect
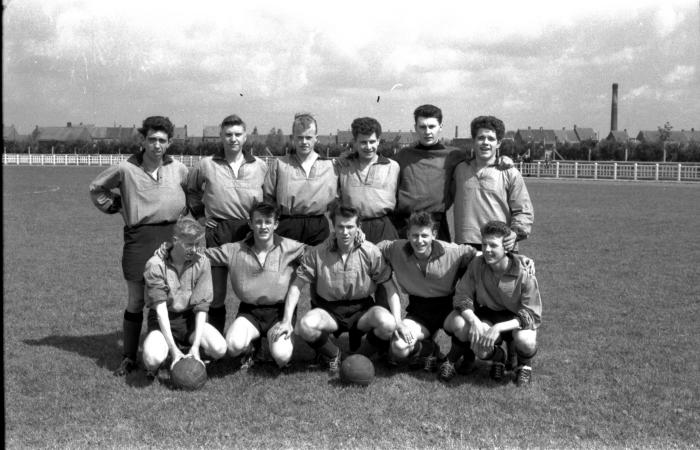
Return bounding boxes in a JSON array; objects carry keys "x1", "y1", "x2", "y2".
[{"x1": 3, "y1": 166, "x2": 699, "y2": 449}]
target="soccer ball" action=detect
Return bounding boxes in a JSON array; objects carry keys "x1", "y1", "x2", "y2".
[
  {"x1": 171, "y1": 356, "x2": 207, "y2": 391},
  {"x1": 340, "y1": 354, "x2": 375, "y2": 386}
]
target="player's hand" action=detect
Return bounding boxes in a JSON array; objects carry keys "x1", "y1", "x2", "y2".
[
  {"x1": 467, "y1": 318, "x2": 487, "y2": 347},
  {"x1": 354, "y1": 228, "x2": 366, "y2": 246},
  {"x1": 187, "y1": 347, "x2": 201, "y2": 362},
  {"x1": 519, "y1": 255, "x2": 536, "y2": 276},
  {"x1": 271, "y1": 322, "x2": 292, "y2": 342},
  {"x1": 205, "y1": 218, "x2": 218, "y2": 229},
  {"x1": 497, "y1": 155, "x2": 514, "y2": 169},
  {"x1": 503, "y1": 230, "x2": 517, "y2": 251},
  {"x1": 478, "y1": 325, "x2": 500, "y2": 352},
  {"x1": 170, "y1": 349, "x2": 186, "y2": 370},
  {"x1": 394, "y1": 322, "x2": 414, "y2": 345},
  {"x1": 154, "y1": 241, "x2": 173, "y2": 259}
]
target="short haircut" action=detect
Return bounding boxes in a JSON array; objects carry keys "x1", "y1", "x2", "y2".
[
  {"x1": 249, "y1": 201, "x2": 280, "y2": 221},
  {"x1": 480, "y1": 220, "x2": 511, "y2": 241},
  {"x1": 329, "y1": 201, "x2": 361, "y2": 226},
  {"x1": 220, "y1": 114, "x2": 246, "y2": 131},
  {"x1": 292, "y1": 113, "x2": 317, "y2": 135},
  {"x1": 407, "y1": 211, "x2": 437, "y2": 232},
  {"x1": 470, "y1": 115, "x2": 505, "y2": 141},
  {"x1": 351, "y1": 117, "x2": 382, "y2": 140},
  {"x1": 138, "y1": 116, "x2": 174, "y2": 138},
  {"x1": 413, "y1": 104, "x2": 442, "y2": 124},
  {"x1": 174, "y1": 216, "x2": 205, "y2": 242}
]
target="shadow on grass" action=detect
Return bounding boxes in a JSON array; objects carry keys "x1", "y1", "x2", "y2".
[{"x1": 24, "y1": 331, "x2": 121, "y2": 371}]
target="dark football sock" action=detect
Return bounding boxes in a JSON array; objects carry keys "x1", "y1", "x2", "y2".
[
  {"x1": 123, "y1": 310, "x2": 143, "y2": 361},
  {"x1": 516, "y1": 347, "x2": 537, "y2": 367},
  {"x1": 356, "y1": 330, "x2": 388, "y2": 357},
  {"x1": 208, "y1": 306, "x2": 226, "y2": 335},
  {"x1": 445, "y1": 336, "x2": 469, "y2": 363},
  {"x1": 419, "y1": 339, "x2": 435, "y2": 358},
  {"x1": 487, "y1": 341, "x2": 507, "y2": 363},
  {"x1": 309, "y1": 332, "x2": 338, "y2": 358}
]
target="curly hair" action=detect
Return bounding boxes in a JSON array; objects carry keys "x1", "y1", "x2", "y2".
[
  {"x1": 329, "y1": 201, "x2": 361, "y2": 226},
  {"x1": 480, "y1": 220, "x2": 511, "y2": 240},
  {"x1": 174, "y1": 216, "x2": 205, "y2": 242},
  {"x1": 351, "y1": 117, "x2": 382, "y2": 140},
  {"x1": 407, "y1": 211, "x2": 437, "y2": 232},
  {"x1": 470, "y1": 116, "x2": 505, "y2": 141},
  {"x1": 413, "y1": 104, "x2": 442, "y2": 124},
  {"x1": 249, "y1": 201, "x2": 280, "y2": 221},
  {"x1": 138, "y1": 116, "x2": 174, "y2": 138}
]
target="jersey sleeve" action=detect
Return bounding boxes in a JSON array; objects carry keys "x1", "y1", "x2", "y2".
[
  {"x1": 453, "y1": 259, "x2": 478, "y2": 312},
  {"x1": 367, "y1": 244, "x2": 392, "y2": 285},
  {"x1": 506, "y1": 169, "x2": 534, "y2": 240},
  {"x1": 89, "y1": 164, "x2": 123, "y2": 214},
  {"x1": 186, "y1": 160, "x2": 206, "y2": 219},
  {"x1": 517, "y1": 273, "x2": 542, "y2": 330},
  {"x1": 190, "y1": 258, "x2": 213, "y2": 313},
  {"x1": 204, "y1": 243, "x2": 235, "y2": 267},
  {"x1": 295, "y1": 246, "x2": 317, "y2": 284},
  {"x1": 143, "y1": 257, "x2": 170, "y2": 308},
  {"x1": 262, "y1": 158, "x2": 278, "y2": 204}
]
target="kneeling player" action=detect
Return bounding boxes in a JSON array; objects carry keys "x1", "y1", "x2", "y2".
[
  {"x1": 442, "y1": 221, "x2": 541, "y2": 385},
  {"x1": 205, "y1": 202, "x2": 304, "y2": 369},
  {"x1": 378, "y1": 212, "x2": 478, "y2": 371},
  {"x1": 142, "y1": 217, "x2": 227, "y2": 379},
  {"x1": 273, "y1": 203, "x2": 398, "y2": 372}
]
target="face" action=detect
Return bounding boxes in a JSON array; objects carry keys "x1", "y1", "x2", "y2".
[
  {"x1": 172, "y1": 234, "x2": 203, "y2": 262},
  {"x1": 474, "y1": 128, "x2": 500, "y2": 163},
  {"x1": 293, "y1": 124, "x2": 317, "y2": 158},
  {"x1": 482, "y1": 235, "x2": 507, "y2": 265},
  {"x1": 249, "y1": 212, "x2": 278, "y2": 243},
  {"x1": 408, "y1": 225, "x2": 436, "y2": 258},
  {"x1": 354, "y1": 132, "x2": 379, "y2": 162},
  {"x1": 220, "y1": 124, "x2": 247, "y2": 153},
  {"x1": 143, "y1": 130, "x2": 170, "y2": 160},
  {"x1": 333, "y1": 215, "x2": 359, "y2": 249},
  {"x1": 414, "y1": 116, "x2": 442, "y2": 146}
]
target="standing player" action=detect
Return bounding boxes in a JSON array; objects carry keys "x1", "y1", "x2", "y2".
[
  {"x1": 442, "y1": 221, "x2": 541, "y2": 385},
  {"x1": 142, "y1": 217, "x2": 227, "y2": 378},
  {"x1": 89, "y1": 116, "x2": 188, "y2": 376},
  {"x1": 263, "y1": 113, "x2": 337, "y2": 246},
  {"x1": 392, "y1": 104, "x2": 464, "y2": 241},
  {"x1": 337, "y1": 117, "x2": 400, "y2": 244},
  {"x1": 203, "y1": 202, "x2": 304, "y2": 370},
  {"x1": 378, "y1": 212, "x2": 478, "y2": 371},
  {"x1": 186, "y1": 114, "x2": 268, "y2": 334},
  {"x1": 451, "y1": 115, "x2": 533, "y2": 252},
  {"x1": 272, "y1": 204, "x2": 398, "y2": 372}
]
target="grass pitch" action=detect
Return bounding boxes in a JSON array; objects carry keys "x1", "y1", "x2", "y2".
[{"x1": 3, "y1": 166, "x2": 699, "y2": 449}]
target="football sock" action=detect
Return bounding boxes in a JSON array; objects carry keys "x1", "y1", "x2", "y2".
[
  {"x1": 487, "y1": 342, "x2": 507, "y2": 363},
  {"x1": 348, "y1": 323, "x2": 363, "y2": 352},
  {"x1": 445, "y1": 336, "x2": 469, "y2": 363},
  {"x1": 122, "y1": 310, "x2": 143, "y2": 361},
  {"x1": 356, "y1": 330, "x2": 389, "y2": 357},
  {"x1": 309, "y1": 332, "x2": 338, "y2": 358},
  {"x1": 516, "y1": 347, "x2": 537, "y2": 367},
  {"x1": 419, "y1": 339, "x2": 435, "y2": 358},
  {"x1": 208, "y1": 306, "x2": 226, "y2": 335}
]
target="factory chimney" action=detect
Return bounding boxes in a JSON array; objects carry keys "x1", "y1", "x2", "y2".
[{"x1": 611, "y1": 83, "x2": 619, "y2": 132}]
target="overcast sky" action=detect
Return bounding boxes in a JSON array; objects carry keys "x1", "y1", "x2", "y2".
[{"x1": 3, "y1": 0, "x2": 699, "y2": 138}]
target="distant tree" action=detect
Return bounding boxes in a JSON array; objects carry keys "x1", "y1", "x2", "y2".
[
  {"x1": 658, "y1": 121, "x2": 672, "y2": 162},
  {"x1": 252, "y1": 126, "x2": 258, "y2": 135}
]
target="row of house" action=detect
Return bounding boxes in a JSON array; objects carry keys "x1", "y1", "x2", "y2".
[{"x1": 5, "y1": 123, "x2": 699, "y2": 148}]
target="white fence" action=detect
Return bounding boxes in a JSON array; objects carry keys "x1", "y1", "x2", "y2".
[{"x1": 3, "y1": 153, "x2": 700, "y2": 182}]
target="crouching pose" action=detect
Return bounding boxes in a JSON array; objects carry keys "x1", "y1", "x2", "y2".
[
  {"x1": 205, "y1": 202, "x2": 305, "y2": 370},
  {"x1": 377, "y1": 212, "x2": 478, "y2": 371},
  {"x1": 273, "y1": 203, "x2": 398, "y2": 373},
  {"x1": 142, "y1": 217, "x2": 227, "y2": 379},
  {"x1": 441, "y1": 221, "x2": 541, "y2": 385}
]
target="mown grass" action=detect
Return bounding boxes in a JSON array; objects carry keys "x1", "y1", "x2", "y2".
[{"x1": 4, "y1": 166, "x2": 699, "y2": 449}]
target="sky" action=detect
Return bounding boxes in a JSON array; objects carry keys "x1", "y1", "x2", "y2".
[{"x1": 3, "y1": 0, "x2": 699, "y2": 138}]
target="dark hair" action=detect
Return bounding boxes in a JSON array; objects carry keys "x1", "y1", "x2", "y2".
[
  {"x1": 470, "y1": 115, "x2": 505, "y2": 141},
  {"x1": 351, "y1": 117, "x2": 382, "y2": 140},
  {"x1": 329, "y1": 202, "x2": 361, "y2": 226},
  {"x1": 407, "y1": 211, "x2": 437, "y2": 232},
  {"x1": 292, "y1": 113, "x2": 317, "y2": 135},
  {"x1": 480, "y1": 220, "x2": 511, "y2": 240},
  {"x1": 413, "y1": 104, "x2": 442, "y2": 124},
  {"x1": 249, "y1": 201, "x2": 280, "y2": 221},
  {"x1": 138, "y1": 116, "x2": 174, "y2": 138},
  {"x1": 221, "y1": 114, "x2": 246, "y2": 131}
]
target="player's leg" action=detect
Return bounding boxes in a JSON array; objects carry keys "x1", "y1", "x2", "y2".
[
  {"x1": 208, "y1": 267, "x2": 228, "y2": 335},
  {"x1": 390, "y1": 318, "x2": 425, "y2": 360},
  {"x1": 142, "y1": 330, "x2": 168, "y2": 374},
  {"x1": 196, "y1": 322, "x2": 227, "y2": 361},
  {"x1": 354, "y1": 305, "x2": 396, "y2": 358},
  {"x1": 116, "y1": 280, "x2": 146, "y2": 376},
  {"x1": 296, "y1": 308, "x2": 340, "y2": 370},
  {"x1": 512, "y1": 328, "x2": 537, "y2": 386},
  {"x1": 225, "y1": 316, "x2": 261, "y2": 358},
  {"x1": 439, "y1": 310, "x2": 475, "y2": 381},
  {"x1": 267, "y1": 322, "x2": 293, "y2": 368}
]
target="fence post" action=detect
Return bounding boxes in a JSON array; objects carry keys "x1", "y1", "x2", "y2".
[
  {"x1": 633, "y1": 163, "x2": 637, "y2": 181},
  {"x1": 574, "y1": 162, "x2": 578, "y2": 179},
  {"x1": 536, "y1": 162, "x2": 541, "y2": 178},
  {"x1": 555, "y1": 161, "x2": 559, "y2": 179},
  {"x1": 594, "y1": 163, "x2": 598, "y2": 180},
  {"x1": 655, "y1": 164, "x2": 659, "y2": 181},
  {"x1": 613, "y1": 162, "x2": 617, "y2": 180},
  {"x1": 678, "y1": 163, "x2": 682, "y2": 182}
]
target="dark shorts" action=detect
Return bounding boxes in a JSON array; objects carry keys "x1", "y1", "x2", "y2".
[
  {"x1": 277, "y1": 214, "x2": 330, "y2": 246},
  {"x1": 147, "y1": 308, "x2": 196, "y2": 347},
  {"x1": 205, "y1": 218, "x2": 250, "y2": 247},
  {"x1": 406, "y1": 295, "x2": 454, "y2": 336},
  {"x1": 311, "y1": 296, "x2": 373, "y2": 337},
  {"x1": 236, "y1": 302, "x2": 288, "y2": 335},
  {"x1": 361, "y1": 215, "x2": 399, "y2": 244},
  {"x1": 393, "y1": 212, "x2": 450, "y2": 242},
  {"x1": 122, "y1": 222, "x2": 176, "y2": 282},
  {"x1": 475, "y1": 306, "x2": 517, "y2": 342}
]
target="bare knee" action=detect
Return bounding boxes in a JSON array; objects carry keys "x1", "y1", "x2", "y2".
[
  {"x1": 297, "y1": 312, "x2": 322, "y2": 341},
  {"x1": 142, "y1": 331, "x2": 167, "y2": 370},
  {"x1": 391, "y1": 336, "x2": 412, "y2": 359},
  {"x1": 513, "y1": 330, "x2": 537, "y2": 354}
]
